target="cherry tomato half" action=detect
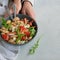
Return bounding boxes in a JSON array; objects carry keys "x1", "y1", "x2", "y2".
[
  {"x1": 2, "y1": 34, "x2": 9, "y2": 41},
  {"x1": 24, "y1": 31, "x2": 30, "y2": 37}
]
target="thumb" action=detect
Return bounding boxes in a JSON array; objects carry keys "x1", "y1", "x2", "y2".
[{"x1": 26, "y1": 9, "x2": 35, "y2": 19}]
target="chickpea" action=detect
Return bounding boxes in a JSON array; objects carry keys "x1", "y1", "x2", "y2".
[
  {"x1": 12, "y1": 22, "x2": 16, "y2": 26},
  {"x1": 8, "y1": 39, "x2": 16, "y2": 44},
  {"x1": 1, "y1": 27, "x2": 6, "y2": 30},
  {"x1": 13, "y1": 17, "x2": 20, "y2": 21},
  {"x1": 1, "y1": 30, "x2": 9, "y2": 33},
  {"x1": 7, "y1": 20, "x2": 11, "y2": 24}
]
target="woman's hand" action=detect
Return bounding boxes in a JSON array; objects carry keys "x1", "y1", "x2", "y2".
[
  {"x1": 4, "y1": 0, "x2": 22, "y2": 17},
  {"x1": 21, "y1": 2, "x2": 35, "y2": 19},
  {"x1": 14, "y1": 0, "x2": 22, "y2": 14}
]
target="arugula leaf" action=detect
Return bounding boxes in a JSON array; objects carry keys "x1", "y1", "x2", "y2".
[
  {"x1": 28, "y1": 35, "x2": 43, "y2": 54},
  {"x1": 2, "y1": 18, "x2": 7, "y2": 28},
  {"x1": 16, "y1": 28, "x2": 20, "y2": 35},
  {"x1": 16, "y1": 34, "x2": 24, "y2": 44},
  {"x1": 16, "y1": 28, "x2": 24, "y2": 44},
  {"x1": 7, "y1": 23, "x2": 11, "y2": 30},
  {"x1": 29, "y1": 27, "x2": 36, "y2": 37}
]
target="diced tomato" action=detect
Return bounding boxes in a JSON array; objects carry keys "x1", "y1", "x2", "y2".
[
  {"x1": 24, "y1": 31, "x2": 30, "y2": 37},
  {"x1": 21, "y1": 36, "x2": 26, "y2": 40},
  {"x1": 19, "y1": 26, "x2": 28, "y2": 32},
  {"x1": 19, "y1": 26, "x2": 25, "y2": 31},
  {"x1": 2, "y1": 34, "x2": 9, "y2": 41}
]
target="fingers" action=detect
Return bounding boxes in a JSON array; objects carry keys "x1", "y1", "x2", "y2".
[
  {"x1": 21, "y1": 8, "x2": 35, "y2": 19},
  {"x1": 21, "y1": 2, "x2": 35, "y2": 19},
  {"x1": 21, "y1": 10, "x2": 26, "y2": 15},
  {"x1": 26, "y1": 7, "x2": 35, "y2": 19},
  {"x1": 28, "y1": 11, "x2": 35, "y2": 19},
  {"x1": 14, "y1": 0, "x2": 22, "y2": 14}
]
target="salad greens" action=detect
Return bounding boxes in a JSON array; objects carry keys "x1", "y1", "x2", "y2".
[
  {"x1": 29, "y1": 35, "x2": 43, "y2": 54},
  {"x1": 16, "y1": 28, "x2": 24, "y2": 44},
  {"x1": 7, "y1": 23, "x2": 11, "y2": 30},
  {"x1": 2, "y1": 18, "x2": 7, "y2": 28},
  {"x1": 2, "y1": 18, "x2": 11, "y2": 30},
  {"x1": 29, "y1": 27, "x2": 36, "y2": 37}
]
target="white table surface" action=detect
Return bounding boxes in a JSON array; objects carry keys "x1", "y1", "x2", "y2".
[{"x1": 17, "y1": 0, "x2": 60, "y2": 60}]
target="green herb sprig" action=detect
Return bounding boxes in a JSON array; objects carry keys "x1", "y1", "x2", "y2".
[
  {"x1": 29, "y1": 27, "x2": 36, "y2": 37},
  {"x1": 29, "y1": 35, "x2": 43, "y2": 54},
  {"x1": 2, "y1": 18, "x2": 11, "y2": 30},
  {"x1": 16, "y1": 28, "x2": 24, "y2": 43},
  {"x1": 2, "y1": 18, "x2": 7, "y2": 28}
]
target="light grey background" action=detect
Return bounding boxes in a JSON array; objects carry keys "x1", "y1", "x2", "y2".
[{"x1": 17, "y1": 0, "x2": 60, "y2": 60}]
